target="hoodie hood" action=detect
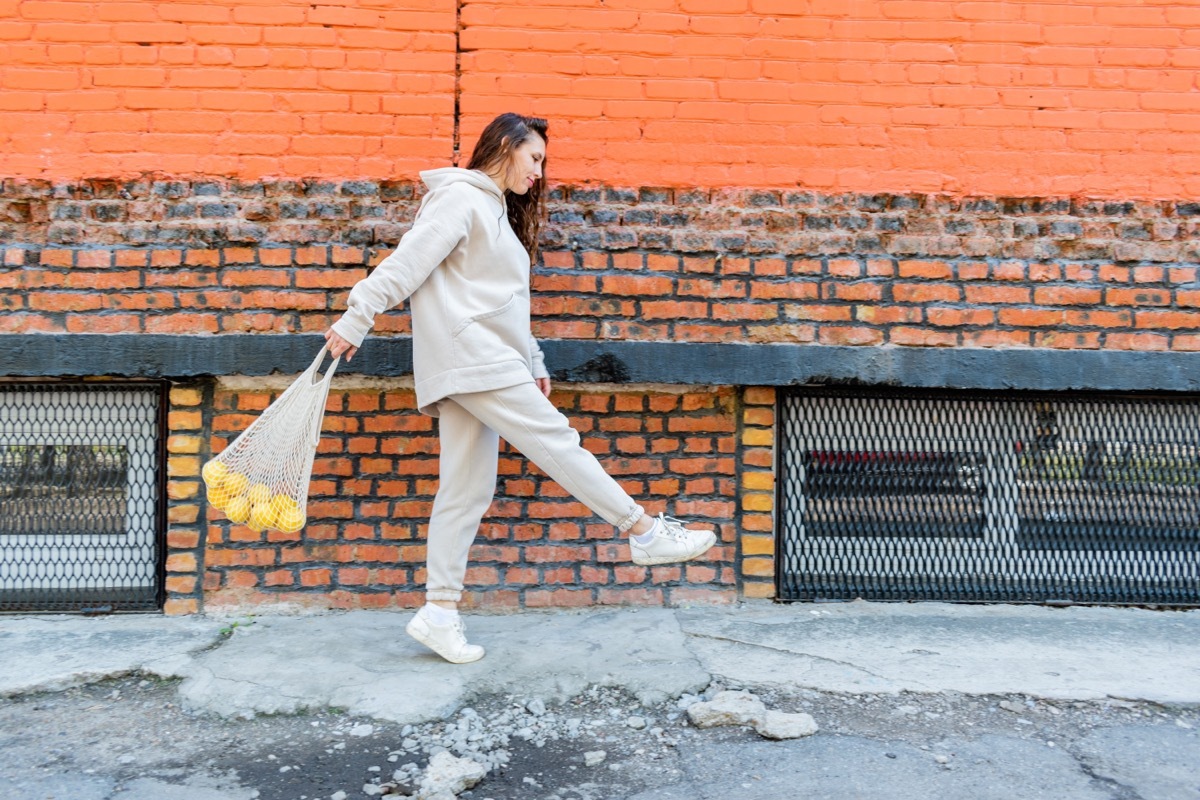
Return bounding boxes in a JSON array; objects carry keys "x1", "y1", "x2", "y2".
[{"x1": 419, "y1": 167, "x2": 504, "y2": 200}]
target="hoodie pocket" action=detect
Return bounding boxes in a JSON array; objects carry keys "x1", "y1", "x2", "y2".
[
  {"x1": 451, "y1": 294, "x2": 517, "y2": 338},
  {"x1": 450, "y1": 294, "x2": 525, "y2": 366}
]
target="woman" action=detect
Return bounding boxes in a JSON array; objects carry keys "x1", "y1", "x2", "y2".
[{"x1": 325, "y1": 113, "x2": 716, "y2": 664}]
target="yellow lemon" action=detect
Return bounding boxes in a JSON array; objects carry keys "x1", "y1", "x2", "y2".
[
  {"x1": 225, "y1": 495, "x2": 251, "y2": 524},
  {"x1": 222, "y1": 471, "x2": 249, "y2": 497},
  {"x1": 269, "y1": 493, "x2": 299, "y2": 518},
  {"x1": 206, "y1": 485, "x2": 231, "y2": 512},
  {"x1": 247, "y1": 483, "x2": 272, "y2": 506},
  {"x1": 275, "y1": 507, "x2": 306, "y2": 534},
  {"x1": 202, "y1": 460, "x2": 228, "y2": 488},
  {"x1": 249, "y1": 502, "x2": 276, "y2": 532}
]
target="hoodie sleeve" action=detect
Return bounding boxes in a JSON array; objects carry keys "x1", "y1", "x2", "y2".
[
  {"x1": 330, "y1": 187, "x2": 471, "y2": 348},
  {"x1": 529, "y1": 334, "x2": 549, "y2": 380}
]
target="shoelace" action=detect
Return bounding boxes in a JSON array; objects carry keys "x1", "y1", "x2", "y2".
[{"x1": 657, "y1": 515, "x2": 695, "y2": 542}]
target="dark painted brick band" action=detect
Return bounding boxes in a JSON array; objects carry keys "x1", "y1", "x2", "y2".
[{"x1": 3, "y1": 334, "x2": 1198, "y2": 393}]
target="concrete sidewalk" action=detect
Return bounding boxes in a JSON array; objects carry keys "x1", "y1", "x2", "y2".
[{"x1": 2, "y1": 600, "x2": 1197, "y2": 722}]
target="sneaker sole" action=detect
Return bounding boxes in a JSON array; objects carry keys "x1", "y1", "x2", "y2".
[
  {"x1": 405, "y1": 620, "x2": 485, "y2": 664},
  {"x1": 630, "y1": 534, "x2": 717, "y2": 567}
]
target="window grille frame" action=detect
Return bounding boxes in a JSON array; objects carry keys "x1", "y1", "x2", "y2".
[
  {"x1": 776, "y1": 386, "x2": 1200, "y2": 607},
  {"x1": 0, "y1": 380, "x2": 169, "y2": 614}
]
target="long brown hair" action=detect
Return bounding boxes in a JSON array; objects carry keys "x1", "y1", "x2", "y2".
[{"x1": 466, "y1": 113, "x2": 549, "y2": 262}]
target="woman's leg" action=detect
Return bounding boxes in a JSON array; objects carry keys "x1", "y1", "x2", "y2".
[
  {"x1": 451, "y1": 382, "x2": 643, "y2": 531},
  {"x1": 450, "y1": 381, "x2": 716, "y2": 565},
  {"x1": 424, "y1": 396, "x2": 500, "y2": 605},
  {"x1": 405, "y1": 397, "x2": 497, "y2": 664}
]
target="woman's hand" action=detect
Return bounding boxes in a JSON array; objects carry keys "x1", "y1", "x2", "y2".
[
  {"x1": 536, "y1": 377, "x2": 551, "y2": 397},
  {"x1": 324, "y1": 329, "x2": 358, "y2": 363}
]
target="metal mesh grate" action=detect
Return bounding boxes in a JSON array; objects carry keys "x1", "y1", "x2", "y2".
[
  {"x1": 0, "y1": 383, "x2": 164, "y2": 612},
  {"x1": 778, "y1": 388, "x2": 1200, "y2": 605}
]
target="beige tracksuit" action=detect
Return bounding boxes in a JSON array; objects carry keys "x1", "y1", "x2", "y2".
[{"x1": 332, "y1": 168, "x2": 643, "y2": 602}]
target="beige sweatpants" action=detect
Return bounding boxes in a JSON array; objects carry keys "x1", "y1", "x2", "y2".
[{"x1": 424, "y1": 380, "x2": 645, "y2": 602}]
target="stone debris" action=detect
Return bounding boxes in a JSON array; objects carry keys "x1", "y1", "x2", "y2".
[
  {"x1": 414, "y1": 751, "x2": 487, "y2": 799},
  {"x1": 327, "y1": 684, "x2": 698, "y2": 798},
  {"x1": 686, "y1": 690, "x2": 767, "y2": 728},
  {"x1": 753, "y1": 709, "x2": 819, "y2": 740},
  {"x1": 999, "y1": 700, "x2": 1024, "y2": 713},
  {"x1": 687, "y1": 689, "x2": 819, "y2": 740}
]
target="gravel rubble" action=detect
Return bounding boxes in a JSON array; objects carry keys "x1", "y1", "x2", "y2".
[{"x1": 1, "y1": 673, "x2": 1197, "y2": 799}]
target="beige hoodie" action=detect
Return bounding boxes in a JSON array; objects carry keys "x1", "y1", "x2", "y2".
[{"x1": 330, "y1": 168, "x2": 549, "y2": 416}]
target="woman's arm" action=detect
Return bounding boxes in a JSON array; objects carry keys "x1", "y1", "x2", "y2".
[
  {"x1": 325, "y1": 328, "x2": 358, "y2": 362},
  {"x1": 530, "y1": 334, "x2": 551, "y2": 396},
  {"x1": 329, "y1": 188, "x2": 472, "y2": 349}
]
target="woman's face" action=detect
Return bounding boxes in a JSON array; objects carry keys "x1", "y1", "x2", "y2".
[{"x1": 500, "y1": 132, "x2": 546, "y2": 195}]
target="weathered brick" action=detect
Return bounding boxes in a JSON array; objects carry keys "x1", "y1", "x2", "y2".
[
  {"x1": 819, "y1": 326, "x2": 885, "y2": 346},
  {"x1": 893, "y1": 283, "x2": 961, "y2": 303},
  {"x1": 890, "y1": 327, "x2": 958, "y2": 346},
  {"x1": 526, "y1": 588, "x2": 594, "y2": 608},
  {"x1": 166, "y1": 553, "x2": 197, "y2": 573},
  {"x1": 1106, "y1": 332, "x2": 1169, "y2": 350},
  {"x1": 164, "y1": 598, "x2": 199, "y2": 616},
  {"x1": 998, "y1": 308, "x2": 1066, "y2": 327},
  {"x1": 1106, "y1": 287, "x2": 1170, "y2": 306},
  {"x1": 963, "y1": 329, "x2": 1031, "y2": 347},
  {"x1": 742, "y1": 582, "x2": 775, "y2": 599},
  {"x1": 1033, "y1": 286, "x2": 1103, "y2": 306},
  {"x1": 742, "y1": 558, "x2": 774, "y2": 578},
  {"x1": 597, "y1": 588, "x2": 663, "y2": 606}
]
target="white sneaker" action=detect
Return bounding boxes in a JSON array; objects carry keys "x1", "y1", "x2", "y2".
[
  {"x1": 629, "y1": 514, "x2": 717, "y2": 566},
  {"x1": 405, "y1": 606, "x2": 485, "y2": 664}
]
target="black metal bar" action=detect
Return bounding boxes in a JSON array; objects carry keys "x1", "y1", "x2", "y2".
[{"x1": 153, "y1": 381, "x2": 169, "y2": 612}]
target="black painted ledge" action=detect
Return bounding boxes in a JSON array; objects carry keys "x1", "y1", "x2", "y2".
[{"x1": 1, "y1": 333, "x2": 1197, "y2": 393}]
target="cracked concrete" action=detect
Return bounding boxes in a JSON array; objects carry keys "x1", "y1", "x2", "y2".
[
  {"x1": 676, "y1": 601, "x2": 1200, "y2": 704},
  {"x1": 173, "y1": 608, "x2": 709, "y2": 723},
  {"x1": 2, "y1": 601, "x2": 1199, "y2": 800},
  {"x1": 624, "y1": 732, "x2": 1143, "y2": 800},
  {"x1": 0, "y1": 614, "x2": 223, "y2": 697},
  {"x1": 2, "y1": 600, "x2": 1198, "y2": 723}
]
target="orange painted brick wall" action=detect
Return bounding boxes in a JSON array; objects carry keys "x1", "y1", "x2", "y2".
[
  {"x1": 0, "y1": 0, "x2": 457, "y2": 178},
  {"x1": 459, "y1": 0, "x2": 1200, "y2": 195},
  {"x1": 3, "y1": 1, "x2": 1199, "y2": 197}
]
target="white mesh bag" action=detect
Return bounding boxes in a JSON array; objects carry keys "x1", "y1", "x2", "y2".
[{"x1": 201, "y1": 346, "x2": 339, "y2": 534}]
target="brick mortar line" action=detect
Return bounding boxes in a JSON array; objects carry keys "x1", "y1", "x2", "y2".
[
  {"x1": 192, "y1": 377, "x2": 216, "y2": 613},
  {"x1": 8, "y1": 247, "x2": 1200, "y2": 273}
]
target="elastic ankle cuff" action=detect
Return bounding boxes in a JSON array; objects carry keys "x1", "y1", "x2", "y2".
[
  {"x1": 615, "y1": 505, "x2": 645, "y2": 534},
  {"x1": 426, "y1": 590, "x2": 463, "y2": 602}
]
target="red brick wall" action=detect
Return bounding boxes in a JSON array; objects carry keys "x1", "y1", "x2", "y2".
[
  {"x1": 5, "y1": 182, "x2": 1200, "y2": 350},
  {"x1": 180, "y1": 382, "x2": 741, "y2": 611}
]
